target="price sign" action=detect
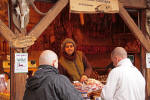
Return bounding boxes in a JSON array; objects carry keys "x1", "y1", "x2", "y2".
[{"x1": 15, "y1": 53, "x2": 28, "y2": 73}]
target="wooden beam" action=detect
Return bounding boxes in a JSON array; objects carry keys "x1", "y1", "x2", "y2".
[
  {"x1": 10, "y1": 48, "x2": 15, "y2": 100},
  {"x1": 28, "y1": 0, "x2": 68, "y2": 39},
  {"x1": 147, "y1": 69, "x2": 150, "y2": 96},
  {"x1": 10, "y1": 48, "x2": 27, "y2": 100},
  {"x1": 119, "y1": 3, "x2": 150, "y2": 52},
  {"x1": 14, "y1": 73, "x2": 27, "y2": 100},
  {"x1": 119, "y1": 0, "x2": 146, "y2": 8},
  {"x1": 0, "y1": 20, "x2": 16, "y2": 42},
  {"x1": 140, "y1": 10, "x2": 146, "y2": 74},
  {"x1": 140, "y1": 10, "x2": 150, "y2": 98}
]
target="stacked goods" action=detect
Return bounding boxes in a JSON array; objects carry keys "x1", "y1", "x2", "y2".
[
  {"x1": 0, "y1": 93, "x2": 10, "y2": 100},
  {"x1": 85, "y1": 78, "x2": 103, "y2": 98},
  {"x1": 89, "y1": 71, "x2": 100, "y2": 80},
  {"x1": 89, "y1": 71, "x2": 108, "y2": 84},
  {"x1": 85, "y1": 78, "x2": 104, "y2": 91},
  {"x1": 73, "y1": 78, "x2": 104, "y2": 99},
  {"x1": 98, "y1": 75, "x2": 107, "y2": 84}
]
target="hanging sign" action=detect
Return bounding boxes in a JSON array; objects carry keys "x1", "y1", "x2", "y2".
[
  {"x1": 12, "y1": 36, "x2": 36, "y2": 48},
  {"x1": 15, "y1": 53, "x2": 28, "y2": 73},
  {"x1": 70, "y1": 0, "x2": 119, "y2": 13},
  {"x1": 146, "y1": 53, "x2": 150, "y2": 68}
]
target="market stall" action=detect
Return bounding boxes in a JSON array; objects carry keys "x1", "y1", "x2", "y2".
[{"x1": 0, "y1": 0, "x2": 149, "y2": 100}]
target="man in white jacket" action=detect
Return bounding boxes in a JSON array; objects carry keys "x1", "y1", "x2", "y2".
[{"x1": 101, "y1": 47, "x2": 145, "y2": 100}]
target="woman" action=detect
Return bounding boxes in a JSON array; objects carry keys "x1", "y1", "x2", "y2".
[{"x1": 59, "y1": 38, "x2": 93, "y2": 82}]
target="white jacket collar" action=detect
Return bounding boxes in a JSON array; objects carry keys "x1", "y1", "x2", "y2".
[{"x1": 117, "y1": 58, "x2": 133, "y2": 67}]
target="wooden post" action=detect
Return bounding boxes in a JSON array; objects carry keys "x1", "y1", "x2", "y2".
[
  {"x1": 119, "y1": 3, "x2": 150, "y2": 99},
  {"x1": 146, "y1": 69, "x2": 150, "y2": 97},
  {"x1": 8, "y1": 1, "x2": 15, "y2": 100},
  {"x1": 10, "y1": 47, "x2": 27, "y2": 100},
  {"x1": 140, "y1": 10, "x2": 147, "y2": 74},
  {"x1": 140, "y1": 10, "x2": 150, "y2": 100},
  {"x1": 10, "y1": 47, "x2": 15, "y2": 100},
  {"x1": 8, "y1": 0, "x2": 27, "y2": 100}
]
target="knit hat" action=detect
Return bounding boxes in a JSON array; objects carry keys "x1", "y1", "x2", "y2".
[{"x1": 61, "y1": 38, "x2": 76, "y2": 50}]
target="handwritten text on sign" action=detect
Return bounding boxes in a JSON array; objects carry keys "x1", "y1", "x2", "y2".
[
  {"x1": 70, "y1": 0, "x2": 119, "y2": 13},
  {"x1": 15, "y1": 53, "x2": 28, "y2": 73}
]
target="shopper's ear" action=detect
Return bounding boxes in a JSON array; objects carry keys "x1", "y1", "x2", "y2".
[{"x1": 52, "y1": 60, "x2": 58, "y2": 69}]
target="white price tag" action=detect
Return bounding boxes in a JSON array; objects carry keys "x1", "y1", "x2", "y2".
[{"x1": 146, "y1": 53, "x2": 150, "y2": 68}]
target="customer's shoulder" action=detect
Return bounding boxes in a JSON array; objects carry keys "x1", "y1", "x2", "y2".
[
  {"x1": 54, "y1": 74, "x2": 72, "y2": 86},
  {"x1": 107, "y1": 68, "x2": 122, "y2": 78},
  {"x1": 110, "y1": 66, "x2": 123, "y2": 73},
  {"x1": 56, "y1": 74, "x2": 70, "y2": 81}
]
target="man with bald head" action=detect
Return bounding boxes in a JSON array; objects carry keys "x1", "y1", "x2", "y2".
[
  {"x1": 23, "y1": 50, "x2": 83, "y2": 100},
  {"x1": 101, "y1": 47, "x2": 145, "y2": 100}
]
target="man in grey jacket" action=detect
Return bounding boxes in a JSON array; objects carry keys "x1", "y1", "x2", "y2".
[{"x1": 23, "y1": 50, "x2": 83, "y2": 100}]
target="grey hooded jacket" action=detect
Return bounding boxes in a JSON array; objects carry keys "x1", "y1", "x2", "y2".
[{"x1": 23, "y1": 65, "x2": 83, "y2": 100}]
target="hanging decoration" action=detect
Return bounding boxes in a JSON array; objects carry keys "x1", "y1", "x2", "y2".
[
  {"x1": 99, "y1": 13, "x2": 104, "y2": 18},
  {"x1": 80, "y1": 13, "x2": 84, "y2": 25},
  {"x1": 2, "y1": 40, "x2": 7, "y2": 54},
  {"x1": 78, "y1": 45, "x2": 115, "y2": 55},
  {"x1": 112, "y1": 14, "x2": 116, "y2": 23},
  {"x1": 12, "y1": 0, "x2": 30, "y2": 31},
  {"x1": 125, "y1": 40, "x2": 140, "y2": 53}
]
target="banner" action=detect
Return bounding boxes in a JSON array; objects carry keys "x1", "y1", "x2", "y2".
[{"x1": 70, "y1": 0, "x2": 119, "y2": 13}]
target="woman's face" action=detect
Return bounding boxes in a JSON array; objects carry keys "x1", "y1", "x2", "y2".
[{"x1": 65, "y1": 43, "x2": 75, "y2": 55}]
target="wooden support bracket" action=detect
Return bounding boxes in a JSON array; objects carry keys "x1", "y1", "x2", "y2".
[
  {"x1": 0, "y1": 20, "x2": 16, "y2": 42},
  {"x1": 119, "y1": 3, "x2": 150, "y2": 52}
]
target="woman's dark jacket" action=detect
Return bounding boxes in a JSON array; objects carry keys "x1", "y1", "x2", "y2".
[{"x1": 23, "y1": 65, "x2": 83, "y2": 100}]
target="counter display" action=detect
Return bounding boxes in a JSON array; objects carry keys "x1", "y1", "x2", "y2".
[
  {"x1": 73, "y1": 78, "x2": 104, "y2": 100},
  {"x1": 0, "y1": 73, "x2": 107, "y2": 100}
]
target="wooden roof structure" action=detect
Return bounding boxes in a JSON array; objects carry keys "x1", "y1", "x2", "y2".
[{"x1": 0, "y1": 0, "x2": 149, "y2": 100}]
